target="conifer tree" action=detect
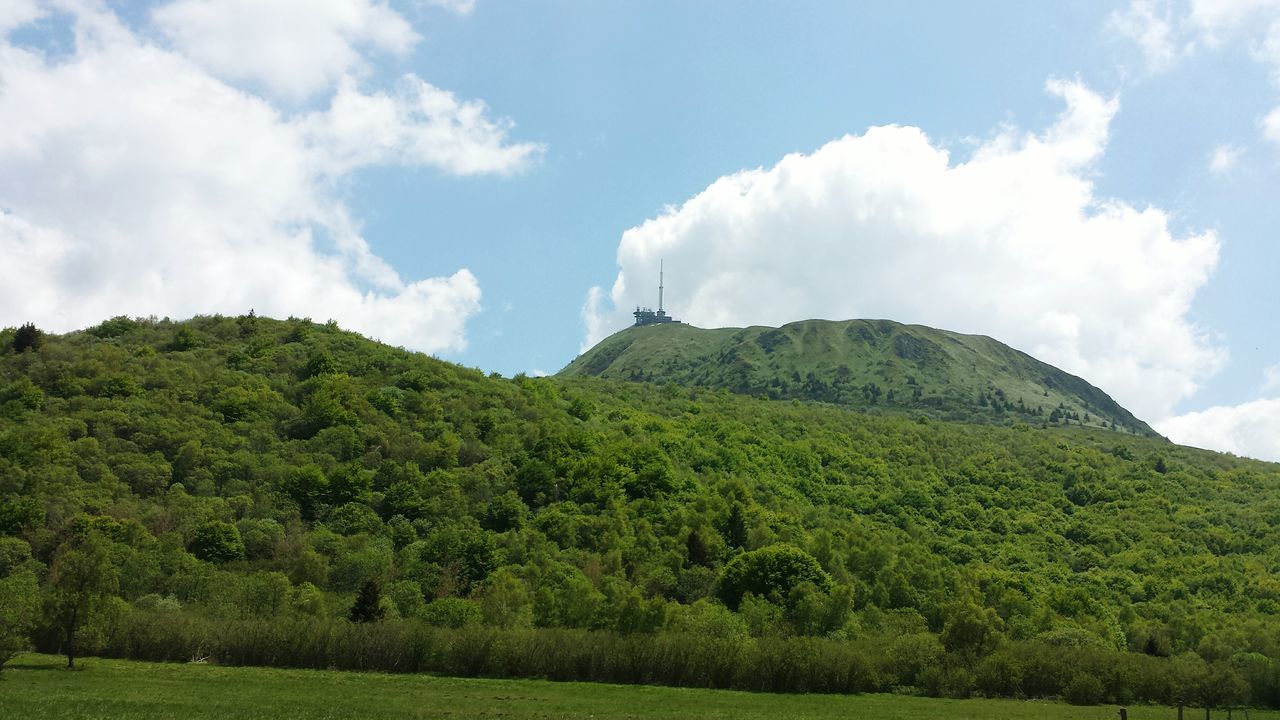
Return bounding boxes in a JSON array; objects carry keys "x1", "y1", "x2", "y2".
[
  {"x1": 724, "y1": 503, "x2": 748, "y2": 551},
  {"x1": 11, "y1": 323, "x2": 41, "y2": 353},
  {"x1": 349, "y1": 580, "x2": 385, "y2": 623}
]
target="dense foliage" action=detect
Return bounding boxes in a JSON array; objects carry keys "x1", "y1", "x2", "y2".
[
  {"x1": 560, "y1": 319, "x2": 1154, "y2": 435},
  {"x1": 1, "y1": 315, "x2": 1278, "y2": 705}
]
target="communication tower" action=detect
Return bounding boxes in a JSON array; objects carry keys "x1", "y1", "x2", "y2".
[{"x1": 633, "y1": 260, "x2": 681, "y2": 327}]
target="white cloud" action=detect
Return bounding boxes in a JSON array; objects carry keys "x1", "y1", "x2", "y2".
[
  {"x1": 1156, "y1": 399, "x2": 1280, "y2": 462},
  {"x1": 1108, "y1": 0, "x2": 1178, "y2": 73},
  {"x1": 303, "y1": 75, "x2": 543, "y2": 176},
  {"x1": 0, "y1": 2, "x2": 537, "y2": 354},
  {"x1": 583, "y1": 80, "x2": 1225, "y2": 423},
  {"x1": 152, "y1": 0, "x2": 419, "y2": 100},
  {"x1": 1208, "y1": 143, "x2": 1243, "y2": 174},
  {"x1": 0, "y1": 0, "x2": 44, "y2": 33}
]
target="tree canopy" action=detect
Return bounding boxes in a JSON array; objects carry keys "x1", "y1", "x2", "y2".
[{"x1": 1, "y1": 314, "x2": 1279, "y2": 702}]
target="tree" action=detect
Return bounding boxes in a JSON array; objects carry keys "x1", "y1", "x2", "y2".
[
  {"x1": 169, "y1": 326, "x2": 198, "y2": 351},
  {"x1": 685, "y1": 526, "x2": 712, "y2": 567},
  {"x1": 12, "y1": 323, "x2": 41, "y2": 353},
  {"x1": 940, "y1": 602, "x2": 1003, "y2": 655},
  {"x1": 280, "y1": 466, "x2": 329, "y2": 520},
  {"x1": 716, "y1": 544, "x2": 831, "y2": 611},
  {"x1": 188, "y1": 521, "x2": 245, "y2": 563},
  {"x1": 349, "y1": 579, "x2": 385, "y2": 623},
  {"x1": 723, "y1": 503, "x2": 748, "y2": 550},
  {"x1": 0, "y1": 569, "x2": 39, "y2": 674},
  {"x1": 477, "y1": 568, "x2": 532, "y2": 628},
  {"x1": 46, "y1": 536, "x2": 118, "y2": 668}
]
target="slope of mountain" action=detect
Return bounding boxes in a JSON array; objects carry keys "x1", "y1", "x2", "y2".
[
  {"x1": 3, "y1": 315, "x2": 1279, "y2": 704},
  {"x1": 560, "y1": 319, "x2": 1155, "y2": 436}
]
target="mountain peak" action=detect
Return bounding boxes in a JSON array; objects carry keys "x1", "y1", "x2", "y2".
[{"x1": 561, "y1": 318, "x2": 1156, "y2": 436}]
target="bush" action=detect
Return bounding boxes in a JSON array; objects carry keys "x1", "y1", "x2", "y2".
[{"x1": 1064, "y1": 672, "x2": 1107, "y2": 705}]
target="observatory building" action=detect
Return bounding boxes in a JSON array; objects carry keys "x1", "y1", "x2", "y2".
[{"x1": 633, "y1": 261, "x2": 681, "y2": 327}]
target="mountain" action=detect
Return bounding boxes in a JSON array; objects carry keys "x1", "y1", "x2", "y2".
[{"x1": 560, "y1": 319, "x2": 1156, "y2": 436}]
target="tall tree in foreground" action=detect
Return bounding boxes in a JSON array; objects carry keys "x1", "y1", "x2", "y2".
[{"x1": 46, "y1": 536, "x2": 118, "y2": 669}]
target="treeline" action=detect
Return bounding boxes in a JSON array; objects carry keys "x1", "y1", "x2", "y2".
[
  {"x1": 64, "y1": 611, "x2": 1270, "y2": 707},
  {"x1": 2, "y1": 315, "x2": 1280, "y2": 705}
]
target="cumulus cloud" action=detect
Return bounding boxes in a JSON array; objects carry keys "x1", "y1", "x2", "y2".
[
  {"x1": 1208, "y1": 143, "x2": 1243, "y2": 174},
  {"x1": 583, "y1": 80, "x2": 1224, "y2": 423},
  {"x1": 0, "y1": 1, "x2": 538, "y2": 354},
  {"x1": 152, "y1": 0, "x2": 419, "y2": 100},
  {"x1": 1156, "y1": 399, "x2": 1280, "y2": 462}
]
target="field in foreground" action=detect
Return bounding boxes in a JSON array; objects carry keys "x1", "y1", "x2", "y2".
[{"x1": 0, "y1": 654, "x2": 1268, "y2": 720}]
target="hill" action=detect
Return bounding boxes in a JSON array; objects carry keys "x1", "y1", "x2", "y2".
[
  {"x1": 1, "y1": 315, "x2": 1278, "y2": 705},
  {"x1": 560, "y1": 319, "x2": 1156, "y2": 435}
]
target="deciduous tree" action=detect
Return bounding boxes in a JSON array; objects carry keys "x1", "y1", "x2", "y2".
[{"x1": 46, "y1": 535, "x2": 118, "y2": 668}]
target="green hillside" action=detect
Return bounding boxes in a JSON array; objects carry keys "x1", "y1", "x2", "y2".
[
  {"x1": 560, "y1": 319, "x2": 1155, "y2": 435},
  {"x1": 1, "y1": 315, "x2": 1278, "y2": 706}
]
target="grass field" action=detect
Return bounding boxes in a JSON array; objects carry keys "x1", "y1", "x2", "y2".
[{"x1": 0, "y1": 654, "x2": 1269, "y2": 720}]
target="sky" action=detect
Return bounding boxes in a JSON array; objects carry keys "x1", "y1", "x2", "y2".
[{"x1": 2, "y1": 0, "x2": 1279, "y2": 460}]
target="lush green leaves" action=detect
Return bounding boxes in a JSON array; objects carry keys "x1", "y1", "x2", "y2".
[
  {"x1": 716, "y1": 545, "x2": 831, "y2": 610},
  {"x1": 2, "y1": 315, "x2": 1280, "y2": 702}
]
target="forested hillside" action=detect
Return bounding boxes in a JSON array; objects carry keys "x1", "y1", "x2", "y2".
[
  {"x1": 560, "y1": 319, "x2": 1155, "y2": 435},
  {"x1": 1, "y1": 315, "x2": 1278, "y2": 704}
]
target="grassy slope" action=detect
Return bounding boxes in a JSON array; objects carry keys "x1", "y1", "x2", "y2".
[
  {"x1": 559, "y1": 319, "x2": 1155, "y2": 435},
  {"x1": 0, "y1": 654, "x2": 1248, "y2": 720}
]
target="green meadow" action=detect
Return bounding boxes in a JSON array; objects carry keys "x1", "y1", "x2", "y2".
[{"x1": 0, "y1": 654, "x2": 1268, "y2": 720}]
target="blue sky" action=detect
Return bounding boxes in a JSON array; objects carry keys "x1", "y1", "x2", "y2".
[{"x1": 2, "y1": 0, "x2": 1279, "y2": 459}]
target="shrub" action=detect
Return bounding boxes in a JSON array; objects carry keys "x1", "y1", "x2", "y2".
[{"x1": 1064, "y1": 672, "x2": 1107, "y2": 705}]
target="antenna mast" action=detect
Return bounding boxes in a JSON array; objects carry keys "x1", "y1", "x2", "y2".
[{"x1": 659, "y1": 259, "x2": 665, "y2": 313}]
